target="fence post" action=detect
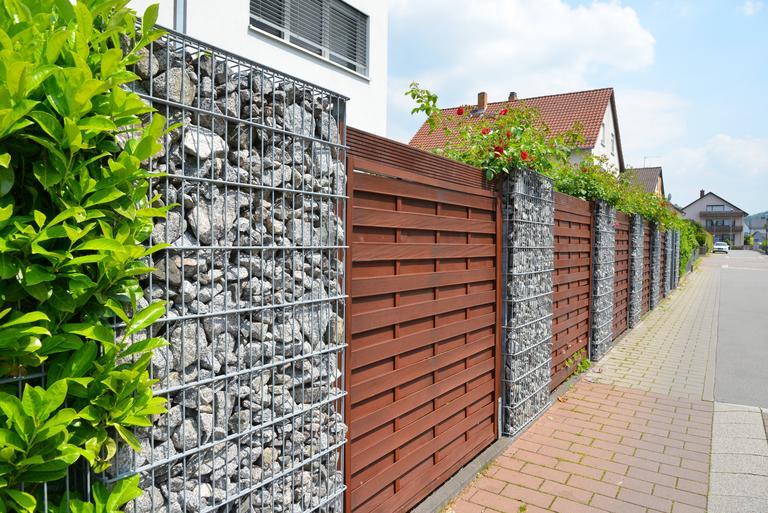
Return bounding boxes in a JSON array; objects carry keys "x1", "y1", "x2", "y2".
[
  {"x1": 673, "y1": 229, "x2": 680, "y2": 287},
  {"x1": 589, "y1": 200, "x2": 616, "y2": 361},
  {"x1": 650, "y1": 223, "x2": 661, "y2": 309},
  {"x1": 664, "y1": 229, "x2": 672, "y2": 295},
  {"x1": 628, "y1": 214, "x2": 644, "y2": 328},
  {"x1": 501, "y1": 168, "x2": 554, "y2": 437}
]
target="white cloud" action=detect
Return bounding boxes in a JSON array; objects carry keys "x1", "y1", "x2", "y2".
[
  {"x1": 388, "y1": 0, "x2": 656, "y2": 142},
  {"x1": 662, "y1": 135, "x2": 768, "y2": 211},
  {"x1": 743, "y1": 0, "x2": 764, "y2": 16},
  {"x1": 618, "y1": 89, "x2": 688, "y2": 161}
]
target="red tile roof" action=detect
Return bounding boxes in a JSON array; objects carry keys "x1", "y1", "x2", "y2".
[{"x1": 409, "y1": 88, "x2": 615, "y2": 153}]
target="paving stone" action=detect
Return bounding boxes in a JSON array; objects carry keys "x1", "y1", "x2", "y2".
[
  {"x1": 710, "y1": 453, "x2": 768, "y2": 475},
  {"x1": 709, "y1": 473, "x2": 768, "y2": 497},
  {"x1": 707, "y1": 495, "x2": 768, "y2": 513}
]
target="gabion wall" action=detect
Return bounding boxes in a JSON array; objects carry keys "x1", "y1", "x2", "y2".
[
  {"x1": 628, "y1": 214, "x2": 644, "y2": 328},
  {"x1": 501, "y1": 169, "x2": 554, "y2": 437},
  {"x1": 649, "y1": 224, "x2": 661, "y2": 310},
  {"x1": 672, "y1": 230, "x2": 680, "y2": 288},
  {"x1": 590, "y1": 201, "x2": 616, "y2": 361},
  {"x1": 116, "y1": 27, "x2": 348, "y2": 513},
  {"x1": 664, "y1": 231, "x2": 672, "y2": 295}
]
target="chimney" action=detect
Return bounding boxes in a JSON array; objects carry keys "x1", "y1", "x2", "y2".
[
  {"x1": 700, "y1": 189, "x2": 705, "y2": 198},
  {"x1": 477, "y1": 91, "x2": 488, "y2": 111},
  {"x1": 509, "y1": 91, "x2": 518, "y2": 101}
]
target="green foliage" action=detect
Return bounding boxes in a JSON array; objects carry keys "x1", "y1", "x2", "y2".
[
  {"x1": 563, "y1": 349, "x2": 590, "y2": 375},
  {"x1": 678, "y1": 220, "x2": 703, "y2": 275},
  {"x1": 0, "y1": 1, "x2": 166, "y2": 511},
  {"x1": 744, "y1": 233, "x2": 754, "y2": 246},
  {"x1": 406, "y1": 84, "x2": 686, "y2": 230}
]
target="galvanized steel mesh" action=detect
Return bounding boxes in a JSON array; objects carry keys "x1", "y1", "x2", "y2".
[
  {"x1": 501, "y1": 168, "x2": 554, "y2": 437},
  {"x1": 590, "y1": 201, "x2": 616, "y2": 361},
  {"x1": 650, "y1": 224, "x2": 661, "y2": 309},
  {"x1": 672, "y1": 229, "x2": 680, "y2": 288},
  {"x1": 110, "y1": 25, "x2": 348, "y2": 513},
  {"x1": 664, "y1": 230, "x2": 672, "y2": 295},
  {"x1": 628, "y1": 214, "x2": 644, "y2": 328}
]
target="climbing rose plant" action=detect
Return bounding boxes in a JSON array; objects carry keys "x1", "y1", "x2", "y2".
[
  {"x1": 406, "y1": 82, "x2": 685, "y2": 231},
  {"x1": 0, "y1": 1, "x2": 168, "y2": 511}
]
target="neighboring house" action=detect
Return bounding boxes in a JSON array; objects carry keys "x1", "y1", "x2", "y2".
[
  {"x1": 626, "y1": 166, "x2": 665, "y2": 197},
  {"x1": 129, "y1": 0, "x2": 388, "y2": 135},
  {"x1": 682, "y1": 190, "x2": 748, "y2": 247},
  {"x1": 409, "y1": 88, "x2": 625, "y2": 174}
]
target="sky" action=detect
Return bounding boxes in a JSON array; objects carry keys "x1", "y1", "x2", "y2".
[{"x1": 386, "y1": 0, "x2": 768, "y2": 213}]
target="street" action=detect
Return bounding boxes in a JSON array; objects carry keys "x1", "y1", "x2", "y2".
[{"x1": 711, "y1": 251, "x2": 768, "y2": 408}]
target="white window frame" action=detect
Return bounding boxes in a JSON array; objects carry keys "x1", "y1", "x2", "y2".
[
  {"x1": 249, "y1": 0, "x2": 370, "y2": 79},
  {"x1": 600, "y1": 122, "x2": 605, "y2": 146}
]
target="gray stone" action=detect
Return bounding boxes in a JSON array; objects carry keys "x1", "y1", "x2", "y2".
[
  {"x1": 183, "y1": 125, "x2": 227, "y2": 160},
  {"x1": 153, "y1": 211, "x2": 186, "y2": 244},
  {"x1": 283, "y1": 104, "x2": 315, "y2": 139},
  {"x1": 153, "y1": 68, "x2": 195, "y2": 106},
  {"x1": 171, "y1": 418, "x2": 199, "y2": 451},
  {"x1": 135, "y1": 47, "x2": 160, "y2": 80}
]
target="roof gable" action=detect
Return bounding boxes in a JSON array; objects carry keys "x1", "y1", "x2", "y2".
[
  {"x1": 626, "y1": 166, "x2": 664, "y2": 196},
  {"x1": 682, "y1": 192, "x2": 748, "y2": 215}
]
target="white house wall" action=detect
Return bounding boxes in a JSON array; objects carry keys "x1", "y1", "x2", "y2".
[
  {"x1": 591, "y1": 102, "x2": 620, "y2": 173},
  {"x1": 130, "y1": 0, "x2": 388, "y2": 136}
]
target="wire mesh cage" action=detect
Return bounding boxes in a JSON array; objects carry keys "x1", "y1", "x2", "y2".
[
  {"x1": 650, "y1": 224, "x2": 661, "y2": 309},
  {"x1": 589, "y1": 201, "x2": 616, "y2": 361},
  {"x1": 101, "y1": 24, "x2": 349, "y2": 513},
  {"x1": 664, "y1": 230, "x2": 672, "y2": 295},
  {"x1": 628, "y1": 214, "x2": 644, "y2": 328},
  {"x1": 501, "y1": 168, "x2": 554, "y2": 437}
]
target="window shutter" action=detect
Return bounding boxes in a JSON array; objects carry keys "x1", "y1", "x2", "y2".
[
  {"x1": 329, "y1": 0, "x2": 368, "y2": 74},
  {"x1": 288, "y1": 0, "x2": 325, "y2": 55},
  {"x1": 250, "y1": 0, "x2": 286, "y2": 37}
]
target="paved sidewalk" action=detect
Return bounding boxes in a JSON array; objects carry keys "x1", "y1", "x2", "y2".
[{"x1": 442, "y1": 263, "x2": 768, "y2": 513}]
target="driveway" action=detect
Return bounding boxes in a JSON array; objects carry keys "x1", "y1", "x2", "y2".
[{"x1": 709, "y1": 250, "x2": 768, "y2": 408}]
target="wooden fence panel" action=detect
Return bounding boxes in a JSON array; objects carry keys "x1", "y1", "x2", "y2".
[
  {"x1": 641, "y1": 220, "x2": 652, "y2": 314},
  {"x1": 346, "y1": 128, "x2": 500, "y2": 513},
  {"x1": 552, "y1": 193, "x2": 592, "y2": 389},
  {"x1": 613, "y1": 212, "x2": 631, "y2": 338}
]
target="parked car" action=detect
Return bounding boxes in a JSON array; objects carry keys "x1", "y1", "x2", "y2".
[{"x1": 713, "y1": 242, "x2": 730, "y2": 254}]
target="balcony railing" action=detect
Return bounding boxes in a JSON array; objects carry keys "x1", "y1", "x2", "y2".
[{"x1": 700, "y1": 210, "x2": 743, "y2": 219}]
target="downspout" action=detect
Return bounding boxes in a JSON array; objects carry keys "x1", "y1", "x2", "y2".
[{"x1": 174, "y1": 0, "x2": 187, "y2": 33}]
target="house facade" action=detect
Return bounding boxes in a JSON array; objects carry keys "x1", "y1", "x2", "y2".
[
  {"x1": 129, "y1": 0, "x2": 389, "y2": 135},
  {"x1": 682, "y1": 190, "x2": 748, "y2": 247},
  {"x1": 409, "y1": 88, "x2": 625, "y2": 174}
]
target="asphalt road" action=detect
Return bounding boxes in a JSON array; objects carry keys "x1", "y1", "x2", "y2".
[{"x1": 711, "y1": 250, "x2": 768, "y2": 408}]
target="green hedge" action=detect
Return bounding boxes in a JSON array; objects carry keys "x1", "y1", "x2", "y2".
[{"x1": 0, "y1": 1, "x2": 167, "y2": 511}]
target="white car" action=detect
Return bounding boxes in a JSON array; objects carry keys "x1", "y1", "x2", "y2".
[{"x1": 713, "y1": 242, "x2": 730, "y2": 254}]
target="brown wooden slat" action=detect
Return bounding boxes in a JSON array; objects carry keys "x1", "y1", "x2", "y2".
[
  {"x1": 352, "y1": 267, "x2": 495, "y2": 297},
  {"x1": 351, "y1": 290, "x2": 496, "y2": 335},
  {"x1": 352, "y1": 335, "x2": 495, "y2": 402},
  {"x1": 353, "y1": 172, "x2": 495, "y2": 211},
  {"x1": 351, "y1": 404, "x2": 494, "y2": 506},
  {"x1": 351, "y1": 380, "x2": 494, "y2": 472},
  {"x1": 353, "y1": 206, "x2": 496, "y2": 233},
  {"x1": 350, "y1": 313, "x2": 495, "y2": 369},
  {"x1": 352, "y1": 242, "x2": 495, "y2": 261},
  {"x1": 350, "y1": 358, "x2": 494, "y2": 438}
]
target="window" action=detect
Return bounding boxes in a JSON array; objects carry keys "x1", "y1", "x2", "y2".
[
  {"x1": 600, "y1": 123, "x2": 605, "y2": 146},
  {"x1": 249, "y1": 0, "x2": 369, "y2": 76},
  {"x1": 610, "y1": 133, "x2": 615, "y2": 155},
  {"x1": 706, "y1": 205, "x2": 726, "y2": 212}
]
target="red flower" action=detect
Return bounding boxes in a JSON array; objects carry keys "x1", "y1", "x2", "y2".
[
  {"x1": 499, "y1": 108, "x2": 509, "y2": 116},
  {"x1": 456, "y1": 107, "x2": 465, "y2": 115},
  {"x1": 481, "y1": 127, "x2": 490, "y2": 135},
  {"x1": 493, "y1": 146, "x2": 504, "y2": 157},
  {"x1": 520, "y1": 150, "x2": 529, "y2": 161},
  {"x1": 506, "y1": 130, "x2": 512, "y2": 138}
]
